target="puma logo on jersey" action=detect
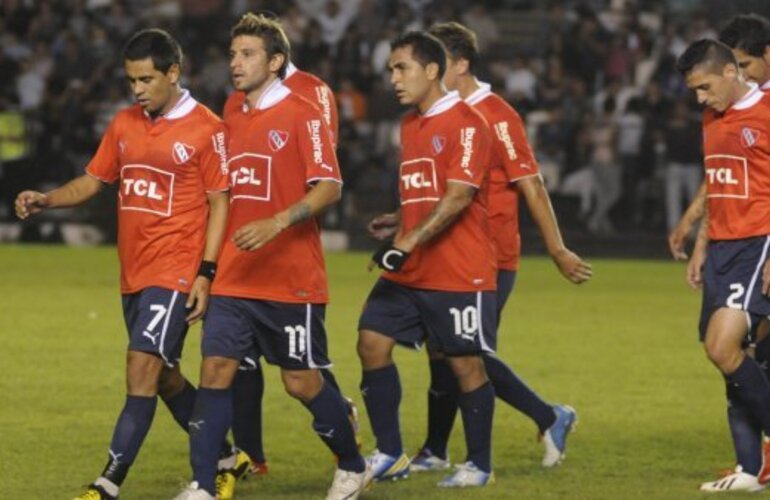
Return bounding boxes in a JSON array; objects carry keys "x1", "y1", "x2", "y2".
[
  {"x1": 268, "y1": 129, "x2": 289, "y2": 152},
  {"x1": 119, "y1": 141, "x2": 127, "y2": 154},
  {"x1": 142, "y1": 330, "x2": 161, "y2": 345},
  {"x1": 432, "y1": 135, "x2": 446, "y2": 155},
  {"x1": 460, "y1": 127, "x2": 476, "y2": 177},
  {"x1": 494, "y1": 121, "x2": 518, "y2": 161},
  {"x1": 172, "y1": 142, "x2": 195, "y2": 165},
  {"x1": 307, "y1": 119, "x2": 324, "y2": 164}
]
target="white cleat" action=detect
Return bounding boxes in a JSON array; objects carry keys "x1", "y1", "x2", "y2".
[
  {"x1": 410, "y1": 448, "x2": 451, "y2": 472},
  {"x1": 172, "y1": 481, "x2": 215, "y2": 500},
  {"x1": 699, "y1": 466, "x2": 764, "y2": 492},
  {"x1": 437, "y1": 461, "x2": 494, "y2": 488},
  {"x1": 326, "y1": 463, "x2": 373, "y2": 500}
]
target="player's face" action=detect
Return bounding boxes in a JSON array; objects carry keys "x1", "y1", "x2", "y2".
[
  {"x1": 732, "y1": 47, "x2": 770, "y2": 86},
  {"x1": 230, "y1": 35, "x2": 280, "y2": 93},
  {"x1": 685, "y1": 64, "x2": 738, "y2": 113},
  {"x1": 124, "y1": 58, "x2": 179, "y2": 115},
  {"x1": 388, "y1": 46, "x2": 435, "y2": 107}
]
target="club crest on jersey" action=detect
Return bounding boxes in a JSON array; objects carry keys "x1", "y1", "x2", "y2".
[
  {"x1": 741, "y1": 127, "x2": 760, "y2": 148},
  {"x1": 431, "y1": 135, "x2": 446, "y2": 155},
  {"x1": 172, "y1": 142, "x2": 195, "y2": 165},
  {"x1": 268, "y1": 129, "x2": 289, "y2": 152}
]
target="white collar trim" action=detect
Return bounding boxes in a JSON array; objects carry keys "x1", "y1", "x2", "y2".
[
  {"x1": 761, "y1": 80, "x2": 770, "y2": 91},
  {"x1": 732, "y1": 83, "x2": 763, "y2": 110},
  {"x1": 145, "y1": 89, "x2": 197, "y2": 120},
  {"x1": 465, "y1": 80, "x2": 492, "y2": 105},
  {"x1": 242, "y1": 78, "x2": 291, "y2": 112},
  {"x1": 285, "y1": 61, "x2": 299, "y2": 79},
  {"x1": 423, "y1": 91, "x2": 461, "y2": 117}
]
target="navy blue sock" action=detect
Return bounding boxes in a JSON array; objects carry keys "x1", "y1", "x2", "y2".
[
  {"x1": 361, "y1": 364, "x2": 402, "y2": 457},
  {"x1": 305, "y1": 381, "x2": 365, "y2": 472},
  {"x1": 727, "y1": 356, "x2": 770, "y2": 434},
  {"x1": 458, "y1": 382, "x2": 495, "y2": 473},
  {"x1": 483, "y1": 354, "x2": 555, "y2": 433},
  {"x1": 190, "y1": 388, "x2": 232, "y2": 496},
  {"x1": 103, "y1": 395, "x2": 158, "y2": 486},
  {"x1": 232, "y1": 366, "x2": 266, "y2": 463},
  {"x1": 321, "y1": 368, "x2": 342, "y2": 393},
  {"x1": 161, "y1": 379, "x2": 197, "y2": 432},
  {"x1": 726, "y1": 382, "x2": 763, "y2": 475},
  {"x1": 423, "y1": 360, "x2": 459, "y2": 459}
]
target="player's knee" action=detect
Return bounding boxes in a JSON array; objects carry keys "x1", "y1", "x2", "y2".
[
  {"x1": 157, "y1": 367, "x2": 186, "y2": 399},
  {"x1": 199, "y1": 356, "x2": 238, "y2": 389},
  {"x1": 126, "y1": 350, "x2": 164, "y2": 396},
  {"x1": 446, "y1": 355, "x2": 487, "y2": 391},
  {"x1": 704, "y1": 338, "x2": 742, "y2": 373},
  {"x1": 282, "y1": 369, "x2": 322, "y2": 402},
  {"x1": 357, "y1": 329, "x2": 392, "y2": 368}
]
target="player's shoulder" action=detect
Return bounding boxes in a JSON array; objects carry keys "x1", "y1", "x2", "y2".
[
  {"x1": 223, "y1": 91, "x2": 246, "y2": 120},
  {"x1": 191, "y1": 102, "x2": 223, "y2": 126},
  {"x1": 288, "y1": 69, "x2": 329, "y2": 88},
  {"x1": 478, "y1": 92, "x2": 522, "y2": 122},
  {"x1": 443, "y1": 101, "x2": 490, "y2": 133},
  {"x1": 284, "y1": 92, "x2": 322, "y2": 116}
]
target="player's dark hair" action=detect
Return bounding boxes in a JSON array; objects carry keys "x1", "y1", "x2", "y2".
[
  {"x1": 676, "y1": 39, "x2": 737, "y2": 76},
  {"x1": 231, "y1": 12, "x2": 290, "y2": 78},
  {"x1": 719, "y1": 14, "x2": 770, "y2": 57},
  {"x1": 391, "y1": 31, "x2": 446, "y2": 79},
  {"x1": 123, "y1": 29, "x2": 183, "y2": 73},
  {"x1": 428, "y1": 22, "x2": 480, "y2": 73}
]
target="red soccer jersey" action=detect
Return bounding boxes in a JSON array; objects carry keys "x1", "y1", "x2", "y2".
[
  {"x1": 86, "y1": 91, "x2": 229, "y2": 294},
  {"x1": 223, "y1": 62, "x2": 339, "y2": 147},
  {"x1": 467, "y1": 83, "x2": 540, "y2": 271},
  {"x1": 213, "y1": 80, "x2": 341, "y2": 303},
  {"x1": 703, "y1": 87, "x2": 770, "y2": 240},
  {"x1": 383, "y1": 92, "x2": 496, "y2": 291}
]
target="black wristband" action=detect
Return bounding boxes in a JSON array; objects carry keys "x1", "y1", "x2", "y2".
[
  {"x1": 197, "y1": 260, "x2": 217, "y2": 281},
  {"x1": 372, "y1": 244, "x2": 409, "y2": 272}
]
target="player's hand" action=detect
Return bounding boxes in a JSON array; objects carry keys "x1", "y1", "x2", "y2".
[
  {"x1": 668, "y1": 221, "x2": 692, "y2": 261},
  {"x1": 233, "y1": 217, "x2": 285, "y2": 251},
  {"x1": 368, "y1": 243, "x2": 410, "y2": 272},
  {"x1": 761, "y1": 260, "x2": 770, "y2": 296},
  {"x1": 185, "y1": 276, "x2": 211, "y2": 324},
  {"x1": 687, "y1": 246, "x2": 706, "y2": 289},
  {"x1": 552, "y1": 248, "x2": 592, "y2": 284},
  {"x1": 15, "y1": 191, "x2": 48, "y2": 219},
  {"x1": 368, "y1": 213, "x2": 399, "y2": 240}
]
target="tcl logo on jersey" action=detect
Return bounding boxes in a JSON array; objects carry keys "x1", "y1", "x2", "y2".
[
  {"x1": 459, "y1": 127, "x2": 476, "y2": 177},
  {"x1": 494, "y1": 121, "x2": 517, "y2": 161},
  {"x1": 172, "y1": 142, "x2": 195, "y2": 165},
  {"x1": 228, "y1": 153, "x2": 271, "y2": 201},
  {"x1": 211, "y1": 131, "x2": 228, "y2": 175},
  {"x1": 119, "y1": 165, "x2": 174, "y2": 216},
  {"x1": 399, "y1": 158, "x2": 439, "y2": 205},
  {"x1": 704, "y1": 155, "x2": 748, "y2": 199}
]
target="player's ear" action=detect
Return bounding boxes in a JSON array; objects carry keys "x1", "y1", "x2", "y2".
[
  {"x1": 723, "y1": 62, "x2": 738, "y2": 79},
  {"x1": 455, "y1": 57, "x2": 470, "y2": 76},
  {"x1": 269, "y1": 53, "x2": 286, "y2": 74},
  {"x1": 166, "y1": 63, "x2": 181, "y2": 85},
  {"x1": 425, "y1": 61, "x2": 440, "y2": 81}
]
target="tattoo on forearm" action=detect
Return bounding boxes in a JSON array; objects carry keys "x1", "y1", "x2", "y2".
[
  {"x1": 409, "y1": 191, "x2": 472, "y2": 246},
  {"x1": 288, "y1": 202, "x2": 312, "y2": 226}
]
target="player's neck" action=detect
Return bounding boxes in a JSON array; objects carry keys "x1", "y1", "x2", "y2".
[
  {"x1": 731, "y1": 80, "x2": 753, "y2": 106},
  {"x1": 455, "y1": 75, "x2": 480, "y2": 100},
  {"x1": 417, "y1": 86, "x2": 446, "y2": 115},
  {"x1": 156, "y1": 86, "x2": 183, "y2": 117},
  {"x1": 245, "y1": 75, "x2": 279, "y2": 109}
]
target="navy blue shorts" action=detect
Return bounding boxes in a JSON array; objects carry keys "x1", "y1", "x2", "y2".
[
  {"x1": 203, "y1": 296, "x2": 332, "y2": 370},
  {"x1": 122, "y1": 287, "x2": 190, "y2": 368},
  {"x1": 699, "y1": 236, "x2": 770, "y2": 341},
  {"x1": 358, "y1": 278, "x2": 497, "y2": 355},
  {"x1": 496, "y1": 270, "x2": 517, "y2": 318}
]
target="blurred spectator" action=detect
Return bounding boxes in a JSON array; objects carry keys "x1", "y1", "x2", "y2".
[
  {"x1": 588, "y1": 99, "x2": 621, "y2": 234},
  {"x1": 296, "y1": 0, "x2": 362, "y2": 47},
  {"x1": 663, "y1": 101, "x2": 702, "y2": 231},
  {"x1": 461, "y1": 5, "x2": 500, "y2": 50}
]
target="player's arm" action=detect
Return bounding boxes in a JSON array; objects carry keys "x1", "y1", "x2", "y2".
[
  {"x1": 186, "y1": 190, "x2": 229, "y2": 324},
  {"x1": 233, "y1": 180, "x2": 341, "y2": 251},
  {"x1": 367, "y1": 210, "x2": 401, "y2": 240},
  {"x1": 687, "y1": 204, "x2": 709, "y2": 290},
  {"x1": 669, "y1": 181, "x2": 706, "y2": 261},
  {"x1": 517, "y1": 175, "x2": 592, "y2": 284},
  {"x1": 15, "y1": 174, "x2": 103, "y2": 219}
]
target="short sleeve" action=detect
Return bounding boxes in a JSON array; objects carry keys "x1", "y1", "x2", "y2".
[
  {"x1": 296, "y1": 107, "x2": 342, "y2": 185},
  {"x1": 85, "y1": 116, "x2": 121, "y2": 183},
  {"x1": 491, "y1": 110, "x2": 540, "y2": 182},
  {"x1": 199, "y1": 123, "x2": 229, "y2": 191},
  {"x1": 446, "y1": 116, "x2": 491, "y2": 187}
]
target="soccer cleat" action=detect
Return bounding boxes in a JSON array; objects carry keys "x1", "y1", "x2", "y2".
[
  {"x1": 325, "y1": 463, "x2": 373, "y2": 500},
  {"x1": 365, "y1": 449, "x2": 410, "y2": 481},
  {"x1": 216, "y1": 449, "x2": 252, "y2": 499},
  {"x1": 248, "y1": 460, "x2": 269, "y2": 476},
  {"x1": 410, "y1": 448, "x2": 451, "y2": 472},
  {"x1": 171, "y1": 481, "x2": 215, "y2": 500},
  {"x1": 760, "y1": 438, "x2": 770, "y2": 484},
  {"x1": 541, "y1": 404, "x2": 577, "y2": 467},
  {"x1": 700, "y1": 466, "x2": 764, "y2": 492},
  {"x1": 437, "y1": 462, "x2": 495, "y2": 488},
  {"x1": 72, "y1": 484, "x2": 116, "y2": 500}
]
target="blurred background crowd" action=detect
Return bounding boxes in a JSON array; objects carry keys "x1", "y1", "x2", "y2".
[{"x1": 1, "y1": 0, "x2": 767, "y2": 254}]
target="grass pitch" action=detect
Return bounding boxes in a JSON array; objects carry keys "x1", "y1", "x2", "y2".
[{"x1": 0, "y1": 246, "x2": 736, "y2": 498}]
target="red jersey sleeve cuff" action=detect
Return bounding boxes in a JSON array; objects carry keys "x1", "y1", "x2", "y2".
[
  {"x1": 307, "y1": 177, "x2": 344, "y2": 185},
  {"x1": 508, "y1": 172, "x2": 542, "y2": 184},
  {"x1": 85, "y1": 170, "x2": 117, "y2": 184},
  {"x1": 447, "y1": 178, "x2": 480, "y2": 188}
]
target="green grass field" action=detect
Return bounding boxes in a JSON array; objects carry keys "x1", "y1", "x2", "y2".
[{"x1": 0, "y1": 246, "x2": 741, "y2": 499}]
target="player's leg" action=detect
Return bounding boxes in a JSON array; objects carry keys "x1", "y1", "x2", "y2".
[
  {"x1": 230, "y1": 356, "x2": 268, "y2": 472},
  {"x1": 357, "y1": 278, "x2": 423, "y2": 481}
]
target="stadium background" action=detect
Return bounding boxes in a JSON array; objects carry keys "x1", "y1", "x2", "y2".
[
  {"x1": 4, "y1": 0, "x2": 770, "y2": 257},
  {"x1": 2, "y1": 1, "x2": 770, "y2": 499}
]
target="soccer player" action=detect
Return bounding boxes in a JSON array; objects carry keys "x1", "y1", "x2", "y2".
[
  {"x1": 173, "y1": 14, "x2": 369, "y2": 500},
  {"x1": 677, "y1": 38, "x2": 770, "y2": 491},
  {"x1": 358, "y1": 30, "x2": 496, "y2": 488},
  {"x1": 669, "y1": 16, "x2": 770, "y2": 492},
  {"x1": 393, "y1": 21, "x2": 589, "y2": 472},
  {"x1": 15, "y1": 29, "x2": 230, "y2": 500},
  {"x1": 217, "y1": 35, "x2": 351, "y2": 489}
]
